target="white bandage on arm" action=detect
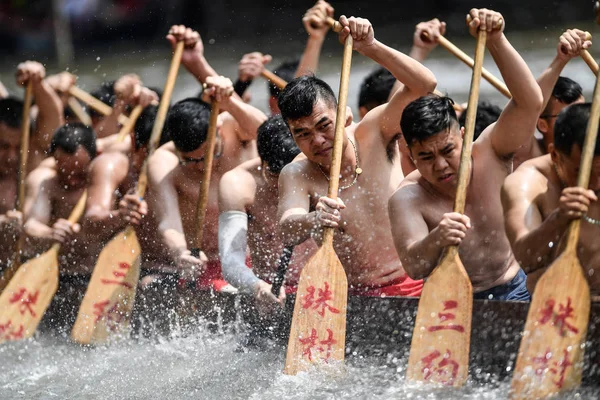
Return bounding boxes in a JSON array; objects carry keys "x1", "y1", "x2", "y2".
[{"x1": 219, "y1": 211, "x2": 260, "y2": 294}]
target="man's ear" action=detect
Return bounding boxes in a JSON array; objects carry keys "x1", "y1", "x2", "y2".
[
  {"x1": 537, "y1": 118, "x2": 548, "y2": 135},
  {"x1": 345, "y1": 106, "x2": 353, "y2": 127},
  {"x1": 460, "y1": 126, "x2": 465, "y2": 138},
  {"x1": 549, "y1": 143, "x2": 558, "y2": 163},
  {"x1": 358, "y1": 106, "x2": 368, "y2": 120}
]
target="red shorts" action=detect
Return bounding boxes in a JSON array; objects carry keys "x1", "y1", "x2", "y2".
[
  {"x1": 349, "y1": 275, "x2": 423, "y2": 297},
  {"x1": 181, "y1": 256, "x2": 252, "y2": 293}
]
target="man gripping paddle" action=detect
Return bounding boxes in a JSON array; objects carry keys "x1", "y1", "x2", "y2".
[
  {"x1": 389, "y1": 8, "x2": 543, "y2": 301},
  {"x1": 277, "y1": 15, "x2": 436, "y2": 296}
]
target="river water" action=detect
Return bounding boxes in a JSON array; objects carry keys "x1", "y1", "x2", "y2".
[{"x1": 1, "y1": 29, "x2": 600, "y2": 399}]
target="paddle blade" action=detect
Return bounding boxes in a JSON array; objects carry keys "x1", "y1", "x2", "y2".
[
  {"x1": 71, "y1": 228, "x2": 141, "y2": 345},
  {"x1": 0, "y1": 247, "x2": 59, "y2": 344},
  {"x1": 509, "y1": 250, "x2": 590, "y2": 399},
  {"x1": 406, "y1": 251, "x2": 473, "y2": 387},
  {"x1": 283, "y1": 244, "x2": 348, "y2": 375}
]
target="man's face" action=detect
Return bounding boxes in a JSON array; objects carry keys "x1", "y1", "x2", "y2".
[
  {"x1": 176, "y1": 134, "x2": 222, "y2": 172},
  {"x1": 539, "y1": 95, "x2": 585, "y2": 144},
  {"x1": 555, "y1": 145, "x2": 600, "y2": 193},
  {"x1": 0, "y1": 123, "x2": 20, "y2": 176},
  {"x1": 54, "y1": 146, "x2": 92, "y2": 189},
  {"x1": 409, "y1": 127, "x2": 463, "y2": 192},
  {"x1": 287, "y1": 99, "x2": 337, "y2": 167}
]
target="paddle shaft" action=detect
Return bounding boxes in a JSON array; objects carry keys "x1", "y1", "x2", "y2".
[
  {"x1": 321, "y1": 32, "x2": 353, "y2": 247},
  {"x1": 582, "y1": 50, "x2": 599, "y2": 75},
  {"x1": 271, "y1": 246, "x2": 294, "y2": 296},
  {"x1": 564, "y1": 51, "x2": 600, "y2": 251},
  {"x1": 136, "y1": 41, "x2": 184, "y2": 198},
  {"x1": 261, "y1": 70, "x2": 287, "y2": 90},
  {"x1": 67, "y1": 97, "x2": 92, "y2": 126},
  {"x1": 445, "y1": 29, "x2": 487, "y2": 258},
  {"x1": 117, "y1": 104, "x2": 143, "y2": 143},
  {"x1": 193, "y1": 100, "x2": 220, "y2": 250},
  {"x1": 422, "y1": 32, "x2": 511, "y2": 99},
  {"x1": 68, "y1": 86, "x2": 130, "y2": 126}
]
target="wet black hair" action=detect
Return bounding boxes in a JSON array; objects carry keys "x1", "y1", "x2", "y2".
[
  {"x1": 457, "y1": 100, "x2": 502, "y2": 142},
  {"x1": 278, "y1": 75, "x2": 337, "y2": 123},
  {"x1": 49, "y1": 123, "x2": 97, "y2": 159},
  {"x1": 401, "y1": 94, "x2": 459, "y2": 146},
  {"x1": 554, "y1": 103, "x2": 600, "y2": 156},
  {"x1": 0, "y1": 97, "x2": 24, "y2": 130},
  {"x1": 358, "y1": 67, "x2": 396, "y2": 111},
  {"x1": 88, "y1": 81, "x2": 116, "y2": 119},
  {"x1": 268, "y1": 60, "x2": 300, "y2": 98},
  {"x1": 257, "y1": 115, "x2": 301, "y2": 174},
  {"x1": 542, "y1": 76, "x2": 583, "y2": 116},
  {"x1": 165, "y1": 98, "x2": 211, "y2": 153},
  {"x1": 134, "y1": 105, "x2": 171, "y2": 150}
]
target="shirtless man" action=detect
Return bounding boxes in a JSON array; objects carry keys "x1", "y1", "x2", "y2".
[
  {"x1": 23, "y1": 123, "x2": 98, "y2": 271},
  {"x1": 278, "y1": 16, "x2": 436, "y2": 296},
  {"x1": 502, "y1": 104, "x2": 600, "y2": 295},
  {"x1": 515, "y1": 29, "x2": 588, "y2": 169},
  {"x1": 388, "y1": 9, "x2": 543, "y2": 301},
  {"x1": 148, "y1": 54, "x2": 265, "y2": 293},
  {"x1": 220, "y1": 115, "x2": 316, "y2": 311}
]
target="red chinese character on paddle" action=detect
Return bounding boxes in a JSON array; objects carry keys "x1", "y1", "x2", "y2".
[
  {"x1": 538, "y1": 297, "x2": 579, "y2": 337},
  {"x1": 92, "y1": 300, "x2": 125, "y2": 331},
  {"x1": 299, "y1": 328, "x2": 338, "y2": 362},
  {"x1": 427, "y1": 300, "x2": 465, "y2": 333},
  {"x1": 302, "y1": 282, "x2": 340, "y2": 317},
  {"x1": 100, "y1": 262, "x2": 133, "y2": 289},
  {"x1": 531, "y1": 348, "x2": 573, "y2": 389},
  {"x1": 8, "y1": 288, "x2": 39, "y2": 317},
  {"x1": 420, "y1": 349, "x2": 460, "y2": 386},
  {"x1": 0, "y1": 320, "x2": 24, "y2": 340}
]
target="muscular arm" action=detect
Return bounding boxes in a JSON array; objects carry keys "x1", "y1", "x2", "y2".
[
  {"x1": 278, "y1": 162, "x2": 317, "y2": 246},
  {"x1": 537, "y1": 56, "x2": 568, "y2": 115},
  {"x1": 83, "y1": 153, "x2": 129, "y2": 240},
  {"x1": 296, "y1": 36, "x2": 326, "y2": 77},
  {"x1": 32, "y1": 78, "x2": 64, "y2": 152},
  {"x1": 484, "y1": 35, "x2": 543, "y2": 158},
  {"x1": 359, "y1": 40, "x2": 436, "y2": 143},
  {"x1": 148, "y1": 151, "x2": 187, "y2": 261},
  {"x1": 501, "y1": 168, "x2": 566, "y2": 273},
  {"x1": 23, "y1": 172, "x2": 55, "y2": 251},
  {"x1": 218, "y1": 168, "x2": 259, "y2": 293},
  {"x1": 389, "y1": 187, "x2": 444, "y2": 280},
  {"x1": 221, "y1": 96, "x2": 267, "y2": 142}
]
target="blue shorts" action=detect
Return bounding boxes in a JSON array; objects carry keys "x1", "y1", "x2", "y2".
[{"x1": 473, "y1": 269, "x2": 531, "y2": 302}]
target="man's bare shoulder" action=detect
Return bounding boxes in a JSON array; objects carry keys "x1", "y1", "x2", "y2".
[
  {"x1": 390, "y1": 171, "x2": 426, "y2": 205},
  {"x1": 90, "y1": 151, "x2": 129, "y2": 173},
  {"x1": 27, "y1": 160, "x2": 57, "y2": 185},
  {"x1": 503, "y1": 155, "x2": 551, "y2": 196},
  {"x1": 219, "y1": 159, "x2": 259, "y2": 211},
  {"x1": 279, "y1": 158, "x2": 313, "y2": 181},
  {"x1": 148, "y1": 142, "x2": 178, "y2": 181}
]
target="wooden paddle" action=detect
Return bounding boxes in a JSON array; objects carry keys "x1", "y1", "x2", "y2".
[
  {"x1": 283, "y1": 19, "x2": 349, "y2": 376},
  {"x1": 68, "y1": 85, "x2": 130, "y2": 126},
  {"x1": 67, "y1": 97, "x2": 93, "y2": 126},
  {"x1": 582, "y1": 50, "x2": 598, "y2": 75},
  {"x1": 508, "y1": 45, "x2": 600, "y2": 400},
  {"x1": 0, "y1": 82, "x2": 34, "y2": 293},
  {"x1": 71, "y1": 43, "x2": 184, "y2": 345},
  {"x1": 0, "y1": 191, "x2": 87, "y2": 344},
  {"x1": 191, "y1": 99, "x2": 220, "y2": 261},
  {"x1": 405, "y1": 28, "x2": 487, "y2": 387},
  {"x1": 261, "y1": 70, "x2": 287, "y2": 90},
  {"x1": 422, "y1": 31, "x2": 511, "y2": 99}
]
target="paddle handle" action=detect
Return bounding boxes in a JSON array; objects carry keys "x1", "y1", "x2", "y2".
[
  {"x1": 261, "y1": 70, "x2": 287, "y2": 90},
  {"x1": 581, "y1": 50, "x2": 599, "y2": 75},
  {"x1": 68, "y1": 86, "x2": 130, "y2": 126},
  {"x1": 271, "y1": 245, "x2": 294, "y2": 296},
  {"x1": 565, "y1": 52, "x2": 600, "y2": 250},
  {"x1": 325, "y1": 17, "x2": 342, "y2": 33},
  {"x1": 136, "y1": 41, "x2": 185, "y2": 198},
  {"x1": 322, "y1": 33, "x2": 353, "y2": 246},
  {"x1": 67, "y1": 97, "x2": 92, "y2": 126},
  {"x1": 193, "y1": 100, "x2": 220, "y2": 249},
  {"x1": 423, "y1": 32, "x2": 510, "y2": 99},
  {"x1": 116, "y1": 104, "x2": 143, "y2": 143}
]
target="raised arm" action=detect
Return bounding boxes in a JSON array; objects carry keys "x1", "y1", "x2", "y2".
[
  {"x1": 16, "y1": 61, "x2": 64, "y2": 154},
  {"x1": 167, "y1": 25, "x2": 217, "y2": 85},
  {"x1": 204, "y1": 76, "x2": 267, "y2": 142},
  {"x1": 295, "y1": 0, "x2": 334, "y2": 77},
  {"x1": 23, "y1": 170, "x2": 61, "y2": 252},
  {"x1": 389, "y1": 184, "x2": 471, "y2": 280},
  {"x1": 501, "y1": 165, "x2": 597, "y2": 273},
  {"x1": 336, "y1": 16, "x2": 437, "y2": 142},
  {"x1": 470, "y1": 9, "x2": 543, "y2": 158}
]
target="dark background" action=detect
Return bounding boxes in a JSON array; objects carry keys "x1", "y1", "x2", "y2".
[{"x1": 0, "y1": 0, "x2": 595, "y2": 63}]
